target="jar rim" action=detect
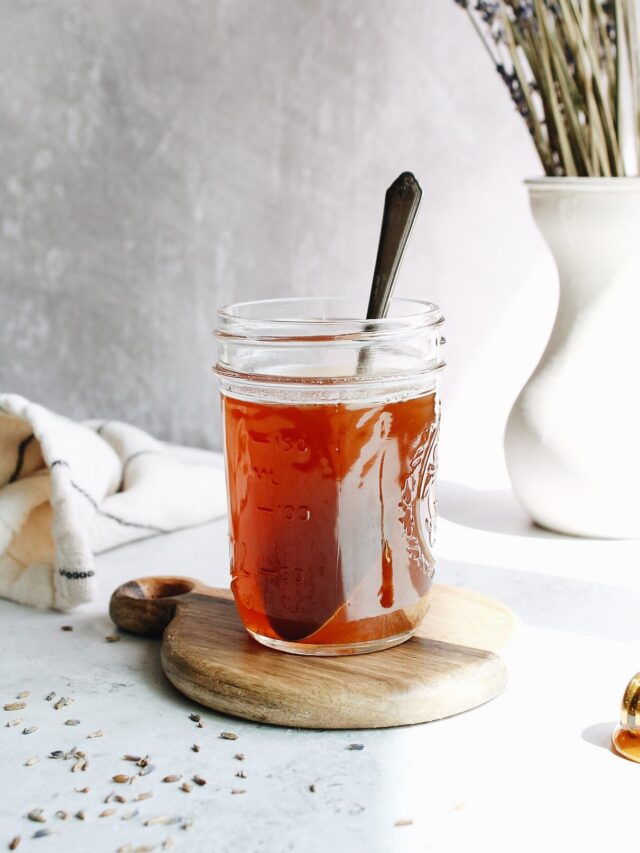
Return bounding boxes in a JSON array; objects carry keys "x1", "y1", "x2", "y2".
[{"x1": 216, "y1": 296, "x2": 443, "y2": 342}]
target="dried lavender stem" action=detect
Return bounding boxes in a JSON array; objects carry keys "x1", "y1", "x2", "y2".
[{"x1": 455, "y1": 0, "x2": 639, "y2": 176}]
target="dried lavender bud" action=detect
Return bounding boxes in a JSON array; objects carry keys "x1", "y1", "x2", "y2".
[{"x1": 27, "y1": 810, "x2": 46, "y2": 823}]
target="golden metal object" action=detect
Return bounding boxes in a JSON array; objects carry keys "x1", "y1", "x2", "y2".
[{"x1": 612, "y1": 672, "x2": 640, "y2": 762}]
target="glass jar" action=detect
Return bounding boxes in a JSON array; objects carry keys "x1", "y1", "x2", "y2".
[{"x1": 214, "y1": 296, "x2": 445, "y2": 656}]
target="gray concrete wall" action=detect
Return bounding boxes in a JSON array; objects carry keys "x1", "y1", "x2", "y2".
[{"x1": 0, "y1": 0, "x2": 556, "y2": 480}]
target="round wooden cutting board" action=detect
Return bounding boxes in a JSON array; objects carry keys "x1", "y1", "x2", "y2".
[{"x1": 109, "y1": 576, "x2": 518, "y2": 730}]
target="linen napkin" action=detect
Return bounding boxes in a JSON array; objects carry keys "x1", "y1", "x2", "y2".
[{"x1": 0, "y1": 394, "x2": 227, "y2": 610}]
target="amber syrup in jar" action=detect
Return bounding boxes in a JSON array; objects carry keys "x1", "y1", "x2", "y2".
[{"x1": 223, "y1": 391, "x2": 439, "y2": 653}]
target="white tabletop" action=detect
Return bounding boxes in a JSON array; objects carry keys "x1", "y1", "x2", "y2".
[{"x1": 2, "y1": 477, "x2": 640, "y2": 853}]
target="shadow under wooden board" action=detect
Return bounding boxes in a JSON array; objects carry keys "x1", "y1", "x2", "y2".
[{"x1": 109, "y1": 576, "x2": 518, "y2": 730}]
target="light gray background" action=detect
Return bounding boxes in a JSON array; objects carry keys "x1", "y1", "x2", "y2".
[{"x1": 0, "y1": 0, "x2": 557, "y2": 485}]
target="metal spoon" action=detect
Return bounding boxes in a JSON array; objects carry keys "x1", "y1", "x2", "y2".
[
  {"x1": 357, "y1": 172, "x2": 422, "y2": 374},
  {"x1": 366, "y1": 171, "x2": 423, "y2": 320}
]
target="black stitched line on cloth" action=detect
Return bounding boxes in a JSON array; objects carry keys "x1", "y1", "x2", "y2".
[
  {"x1": 48, "y1": 459, "x2": 169, "y2": 533},
  {"x1": 58, "y1": 569, "x2": 95, "y2": 579},
  {"x1": 70, "y1": 479, "x2": 169, "y2": 533},
  {"x1": 94, "y1": 515, "x2": 222, "y2": 556},
  {"x1": 8, "y1": 433, "x2": 35, "y2": 483},
  {"x1": 95, "y1": 421, "x2": 111, "y2": 435}
]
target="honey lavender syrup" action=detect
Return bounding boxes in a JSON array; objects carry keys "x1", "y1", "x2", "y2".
[{"x1": 223, "y1": 391, "x2": 439, "y2": 653}]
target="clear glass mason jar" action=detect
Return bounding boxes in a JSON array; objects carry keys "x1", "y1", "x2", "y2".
[{"x1": 214, "y1": 296, "x2": 445, "y2": 656}]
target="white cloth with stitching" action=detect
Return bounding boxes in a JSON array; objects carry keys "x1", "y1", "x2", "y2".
[{"x1": 0, "y1": 394, "x2": 227, "y2": 610}]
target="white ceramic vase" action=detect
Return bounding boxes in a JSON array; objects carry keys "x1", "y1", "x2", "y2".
[{"x1": 505, "y1": 177, "x2": 640, "y2": 538}]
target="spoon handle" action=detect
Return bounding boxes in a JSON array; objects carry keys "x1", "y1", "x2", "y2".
[{"x1": 366, "y1": 172, "x2": 422, "y2": 319}]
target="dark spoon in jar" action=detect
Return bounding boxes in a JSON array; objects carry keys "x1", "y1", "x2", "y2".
[
  {"x1": 367, "y1": 171, "x2": 423, "y2": 319},
  {"x1": 358, "y1": 172, "x2": 422, "y2": 373}
]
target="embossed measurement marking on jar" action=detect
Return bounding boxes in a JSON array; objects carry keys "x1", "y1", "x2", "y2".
[
  {"x1": 250, "y1": 466, "x2": 280, "y2": 485},
  {"x1": 248, "y1": 430, "x2": 309, "y2": 454},
  {"x1": 256, "y1": 504, "x2": 311, "y2": 520},
  {"x1": 248, "y1": 430, "x2": 312, "y2": 518},
  {"x1": 259, "y1": 565, "x2": 321, "y2": 577}
]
